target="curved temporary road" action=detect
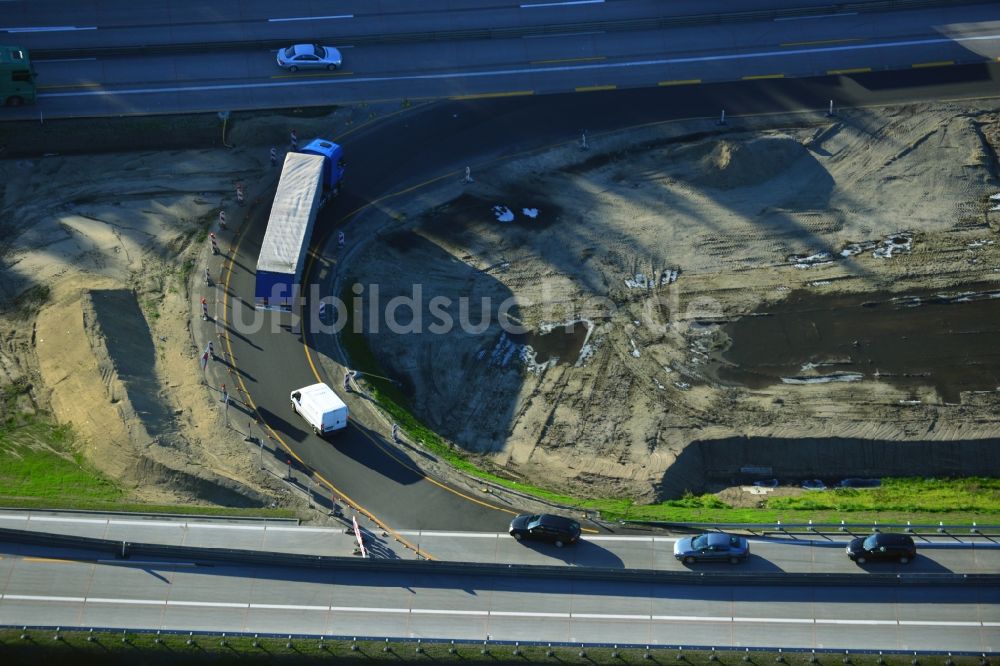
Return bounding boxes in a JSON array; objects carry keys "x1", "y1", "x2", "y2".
[{"x1": 217, "y1": 64, "x2": 1000, "y2": 535}]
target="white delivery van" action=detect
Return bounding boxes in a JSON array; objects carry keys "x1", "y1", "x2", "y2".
[{"x1": 290, "y1": 383, "x2": 348, "y2": 435}]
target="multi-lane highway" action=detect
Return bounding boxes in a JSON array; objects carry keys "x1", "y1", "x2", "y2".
[
  {"x1": 2, "y1": 510, "x2": 999, "y2": 575},
  {"x1": 0, "y1": 539, "x2": 996, "y2": 652},
  {"x1": 0, "y1": 511, "x2": 997, "y2": 651},
  {"x1": 1, "y1": 1, "x2": 998, "y2": 116}
]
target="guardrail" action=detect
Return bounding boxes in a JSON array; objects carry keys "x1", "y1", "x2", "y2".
[
  {"x1": 624, "y1": 521, "x2": 1000, "y2": 537},
  {"x1": 0, "y1": 507, "x2": 299, "y2": 524},
  {"x1": 0, "y1": 626, "x2": 995, "y2": 661},
  {"x1": 2, "y1": 626, "x2": 996, "y2": 661},
  {"x1": 29, "y1": 0, "x2": 994, "y2": 60},
  {"x1": 1, "y1": 527, "x2": 996, "y2": 587}
]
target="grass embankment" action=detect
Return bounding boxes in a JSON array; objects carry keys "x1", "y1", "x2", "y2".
[
  {"x1": 0, "y1": 629, "x2": 983, "y2": 666},
  {"x1": 0, "y1": 382, "x2": 294, "y2": 518},
  {"x1": 338, "y1": 298, "x2": 1000, "y2": 525}
]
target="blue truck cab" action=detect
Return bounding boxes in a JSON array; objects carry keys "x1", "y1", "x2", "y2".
[
  {"x1": 254, "y1": 137, "x2": 346, "y2": 307},
  {"x1": 300, "y1": 138, "x2": 345, "y2": 199}
]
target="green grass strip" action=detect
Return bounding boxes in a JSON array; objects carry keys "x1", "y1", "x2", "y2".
[
  {"x1": 336, "y1": 291, "x2": 999, "y2": 525},
  {"x1": 0, "y1": 628, "x2": 981, "y2": 665},
  {"x1": 0, "y1": 410, "x2": 294, "y2": 519}
]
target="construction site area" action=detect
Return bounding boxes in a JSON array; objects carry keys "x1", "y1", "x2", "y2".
[
  {"x1": 1, "y1": 100, "x2": 999, "y2": 506},
  {"x1": 354, "y1": 101, "x2": 1000, "y2": 500}
]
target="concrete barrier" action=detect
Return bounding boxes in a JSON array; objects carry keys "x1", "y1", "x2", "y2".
[
  {"x1": 30, "y1": 1, "x2": 991, "y2": 60},
  {"x1": 1, "y1": 527, "x2": 996, "y2": 588}
]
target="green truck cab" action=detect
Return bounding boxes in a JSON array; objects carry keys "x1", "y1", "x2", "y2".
[{"x1": 1, "y1": 46, "x2": 37, "y2": 106}]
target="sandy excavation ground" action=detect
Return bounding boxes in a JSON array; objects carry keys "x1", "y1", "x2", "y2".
[
  {"x1": 0, "y1": 108, "x2": 373, "y2": 507},
  {"x1": 2, "y1": 99, "x2": 999, "y2": 509},
  {"x1": 353, "y1": 101, "x2": 1000, "y2": 501}
]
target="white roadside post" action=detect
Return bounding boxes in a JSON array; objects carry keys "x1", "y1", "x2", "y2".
[{"x1": 352, "y1": 515, "x2": 368, "y2": 558}]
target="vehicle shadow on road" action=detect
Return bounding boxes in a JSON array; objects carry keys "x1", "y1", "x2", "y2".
[
  {"x1": 676, "y1": 554, "x2": 784, "y2": 573},
  {"x1": 516, "y1": 539, "x2": 625, "y2": 568},
  {"x1": 852, "y1": 555, "x2": 952, "y2": 574},
  {"x1": 330, "y1": 421, "x2": 425, "y2": 487},
  {"x1": 256, "y1": 405, "x2": 309, "y2": 443}
]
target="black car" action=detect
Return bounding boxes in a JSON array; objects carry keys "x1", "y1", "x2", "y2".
[
  {"x1": 509, "y1": 513, "x2": 581, "y2": 547},
  {"x1": 846, "y1": 532, "x2": 916, "y2": 564}
]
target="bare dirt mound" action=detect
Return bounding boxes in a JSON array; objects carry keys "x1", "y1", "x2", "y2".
[
  {"x1": 1, "y1": 136, "x2": 280, "y2": 506},
  {"x1": 0, "y1": 104, "x2": 399, "y2": 510},
  {"x1": 37, "y1": 282, "x2": 267, "y2": 505},
  {"x1": 677, "y1": 135, "x2": 812, "y2": 189}
]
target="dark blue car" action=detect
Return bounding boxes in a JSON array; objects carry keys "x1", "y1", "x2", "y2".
[{"x1": 674, "y1": 532, "x2": 750, "y2": 564}]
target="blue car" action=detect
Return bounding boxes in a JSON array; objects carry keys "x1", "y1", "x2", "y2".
[{"x1": 674, "y1": 532, "x2": 750, "y2": 564}]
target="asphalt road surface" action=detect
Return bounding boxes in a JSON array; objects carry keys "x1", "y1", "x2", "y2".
[
  {"x1": 0, "y1": 541, "x2": 995, "y2": 652},
  {"x1": 1, "y1": 1, "x2": 997, "y2": 116},
  {"x1": 2, "y1": 510, "x2": 999, "y2": 575}
]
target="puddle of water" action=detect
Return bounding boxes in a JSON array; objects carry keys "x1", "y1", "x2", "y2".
[
  {"x1": 718, "y1": 286, "x2": 1000, "y2": 402},
  {"x1": 512, "y1": 321, "x2": 591, "y2": 365}
]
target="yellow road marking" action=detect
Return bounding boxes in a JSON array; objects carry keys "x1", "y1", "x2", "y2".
[
  {"x1": 23, "y1": 557, "x2": 79, "y2": 564},
  {"x1": 220, "y1": 196, "x2": 432, "y2": 560},
  {"x1": 781, "y1": 37, "x2": 863, "y2": 47},
  {"x1": 297, "y1": 247, "x2": 518, "y2": 517},
  {"x1": 532, "y1": 56, "x2": 605, "y2": 65},
  {"x1": 575, "y1": 84, "x2": 616, "y2": 92},
  {"x1": 37, "y1": 82, "x2": 101, "y2": 90},
  {"x1": 827, "y1": 67, "x2": 871, "y2": 75},
  {"x1": 912, "y1": 60, "x2": 953, "y2": 69},
  {"x1": 270, "y1": 71, "x2": 353, "y2": 79},
  {"x1": 352, "y1": 426, "x2": 519, "y2": 515},
  {"x1": 742, "y1": 73, "x2": 785, "y2": 80},
  {"x1": 221, "y1": 123, "x2": 521, "y2": 558},
  {"x1": 227, "y1": 88, "x2": 1000, "y2": 548},
  {"x1": 658, "y1": 79, "x2": 701, "y2": 86},
  {"x1": 450, "y1": 90, "x2": 534, "y2": 101}
]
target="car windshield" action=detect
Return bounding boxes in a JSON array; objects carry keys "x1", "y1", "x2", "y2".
[
  {"x1": 283, "y1": 47, "x2": 296, "y2": 57},
  {"x1": 313, "y1": 45, "x2": 326, "y2": 58},
  {"x1": 525, "y1": 515, "x2": 542, "y2": 529},
  {"x1": 862, "y1": 534, "x2": 880, "y2": 550},
  {"x1": 691, "y1": 535, "x2": 710, "y2": 549}
]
